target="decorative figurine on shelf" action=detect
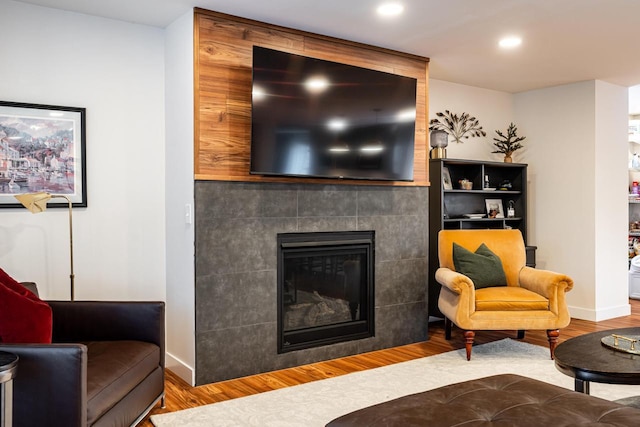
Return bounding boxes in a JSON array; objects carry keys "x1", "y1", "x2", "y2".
[
  {"x1": 499, "y1": 180, "x2": 512, "y2": 190},
  {"x1": 492, "y1": 122, "x2": 526, "y2": 163},
  {"x1": 507, "y1": 200, "x2": 515, "y2": 218},
  {"x1": 429, "y1": 110, "x2": 486, "y2": 144},
  {"x1": 459, "y1": 179, "x2": 473, "y2": 190}
]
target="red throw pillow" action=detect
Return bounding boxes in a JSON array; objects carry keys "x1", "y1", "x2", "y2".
[
  {"x1": 0, "y1": 267, "x2": 38, "y2": 299},
  {"x1": 0, "y1": 269, "x2": 52, "y2": 344}
]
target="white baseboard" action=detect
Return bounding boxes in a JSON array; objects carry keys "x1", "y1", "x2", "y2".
[
  {"x1": 568, "y1": 303, "x2": 631, "y2": 322},
  {"x1": 166, "y1": 352, "x2": 195, "y2": 386}
]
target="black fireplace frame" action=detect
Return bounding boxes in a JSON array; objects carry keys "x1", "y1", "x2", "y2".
[{"x1": 277, "y1": 230, "x2": 375, "y2": 353}]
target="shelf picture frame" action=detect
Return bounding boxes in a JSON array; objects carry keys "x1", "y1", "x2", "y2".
[
  {"x1": 442, "y1": 166, "x2": 453, "y2": 190},
  {"x1": 485, "y1": 199, "x2": 504, "y2": 218},
  {"x1": 0, "y1": 101, "x2": 86, "y2": 208}
]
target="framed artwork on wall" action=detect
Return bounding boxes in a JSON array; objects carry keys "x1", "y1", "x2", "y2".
[
  {"x1": 485, "y1": 199, "x2": 504, "y2": 218},
  {"x1": 0, "y1": 101, "x2": 86, "y2": 208}
]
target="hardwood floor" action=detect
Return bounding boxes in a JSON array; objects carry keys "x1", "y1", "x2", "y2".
[{"x1": 140, "y1": 299, "x2": 640, "y2": 426}]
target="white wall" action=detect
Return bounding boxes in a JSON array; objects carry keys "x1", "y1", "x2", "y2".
[
  {"x1": 0, "y1": 0, "x2": 166, "y2": 301},
  {"x1": 428, "y1": 79, "x2": 514, "y2": 162},
  {"x1": 514, "y1": 81, "x2": 596, "y2": 309},
  {"x1": 514, "y1": 81, "x2": 630, "y2": 320},
  {"x1": 594, "y1": 81, "x2": 629, "y2": 319},
  {"x1": 165, "y1": 10, "x2": 196, "y2": 385}
]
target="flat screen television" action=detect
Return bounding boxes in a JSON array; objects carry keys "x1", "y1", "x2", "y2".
[{"x1": 250, "y1": 46, "x2": 417, "y2": 181}]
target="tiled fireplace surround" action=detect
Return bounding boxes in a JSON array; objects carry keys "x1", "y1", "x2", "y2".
[{"x1": 194, "y1": 181, "x2": 429, "y2": 385}]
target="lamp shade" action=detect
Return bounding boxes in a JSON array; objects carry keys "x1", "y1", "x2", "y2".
[{"x1": 15, "y1": 192, "x2": 53, "y2": 213}]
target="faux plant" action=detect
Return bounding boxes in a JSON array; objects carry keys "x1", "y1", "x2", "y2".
[
  {"x1": 429, "y1": 110, "x2": 486, "y2": 143},
  {"x1": 492, "y1": 122, "x2": 525, "y2": 161}
]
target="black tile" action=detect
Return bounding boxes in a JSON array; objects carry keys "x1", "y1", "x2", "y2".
[
  {"x1": 196, "y1": 270, "x2": 276, "y2": 331},
  {"x1": 195, "y1": 323, "x2": 277, "y2": 384},
  {"x1": 195, "y1": 181, "x2": 298, "y2": 219},
  {"x1": 297, "y1": 184, "x2": 358, "y2": 217},
  {"x1": 359, "y1": 215, "x2": 427, "y2": 262},
  {"x1": 375, "y1": 302, "x2": 428, "y2": 348},
  {"x1": 376, "y1": 258, "x2": 428, "y2": 306},
  {"x1": 358, "y1": 186, "x2": 428, "y2": 217},
  {"x1": 195, "y1": 217, "x2": 297, "y2": 276},
  {"x1": 297, "y1": 216, "x2": 357, "y2": 232}
]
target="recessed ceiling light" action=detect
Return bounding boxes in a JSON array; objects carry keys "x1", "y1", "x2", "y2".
[
  {"x1": 377, "y1": 2, "x2": 404, "y2": 17},
  {"x1": 499, "y1": 36, "x2": 522, "y2": 49}
]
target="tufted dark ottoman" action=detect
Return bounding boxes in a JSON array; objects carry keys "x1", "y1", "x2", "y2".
[{"x1": 326, "y1": 374, "x2": 640, "y2": 426}]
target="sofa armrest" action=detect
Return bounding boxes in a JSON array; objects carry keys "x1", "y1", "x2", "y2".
[
  {"x1": 0, "y1": 343, "x2": 87, "y2": 427},
  {"x1": 518, "y1": 267, "x2": 573, "y2": 298},
  {"x1": 435, "y1": 267, "x2": 475, "y2": 295},
  {"x1": 49, "y1": 301, "x2": 165, "y2": 368},
  {"x1": 435, "y1": 267, "x2": 477, "y2": 319},
  {"x1": 519, "y1": 266, "x2": 573, "y2": 319}
]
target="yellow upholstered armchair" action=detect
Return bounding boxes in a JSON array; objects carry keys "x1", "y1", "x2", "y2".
[{"x1": 436, "y1": 229, "x2": 573, "y2": 360}]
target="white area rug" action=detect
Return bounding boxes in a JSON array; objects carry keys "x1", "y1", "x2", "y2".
[{"x1": 151, "y1": 339, "x2": 640, "y2": 426}]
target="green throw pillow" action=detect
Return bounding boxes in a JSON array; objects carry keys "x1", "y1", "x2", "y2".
[{"x1": 452, "y1": 242, "x2": 507, "y2": 289}]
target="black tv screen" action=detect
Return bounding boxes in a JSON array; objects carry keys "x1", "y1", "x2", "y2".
[{"x1": 250, "y1": 46, "x2": 417, "y2": 181}]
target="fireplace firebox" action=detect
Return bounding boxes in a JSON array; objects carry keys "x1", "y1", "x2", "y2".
[{"x1": 277, "y1": 231, "x2": 375, "y2": 353}]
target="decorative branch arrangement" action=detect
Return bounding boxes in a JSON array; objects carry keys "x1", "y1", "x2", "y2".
[
  {"x1": 492, "y1": 122, "x2": 526, "y2": 162},
  {"x1": 429, "y1": 110, "x2": 486, "y2": 144}
]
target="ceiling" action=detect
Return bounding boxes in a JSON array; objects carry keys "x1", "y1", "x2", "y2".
[{"x1": 13, "y1": 0, "x2": 640, "y2": 100}]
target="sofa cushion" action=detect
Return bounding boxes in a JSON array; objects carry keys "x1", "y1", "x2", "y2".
[
  {"x1": 84, "y1": 340, "x2": 161, "y2": 425},
  {"x1": 452, "y1": 242, "x2": 507, "y2": 289},
  {"x1": 475, "y1": 287, "x2": 549, "y2": 311},
  {"x1": 0, "y1": 268, "x2": 52, "y2": 343}
]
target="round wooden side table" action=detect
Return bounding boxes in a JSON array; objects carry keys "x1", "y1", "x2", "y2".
[{"x1": 0, "y1": 351, "x2": 18, "y2": 427}]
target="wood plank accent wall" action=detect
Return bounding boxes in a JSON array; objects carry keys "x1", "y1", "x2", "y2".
[{"x1": 194, "y1": 8, "x2": 430, "y2": 186}]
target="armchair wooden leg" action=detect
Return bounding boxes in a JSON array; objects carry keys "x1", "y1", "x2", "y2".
[
  {"x1": 517, "y1": 330, "x2": 525, "y2": 339},
  {"x1": 547, "y1": 329, "x2": 560, "y2": 359},
  {"x1": 444, "y1": 317, "x2": 452, "y2": 340},
  {"x1": 464, "y1": 331, "x2": 475, "y2": 361}
]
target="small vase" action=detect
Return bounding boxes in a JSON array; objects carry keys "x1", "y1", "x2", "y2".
[{"x1": 504, "y1": 154, "x2": 513, "y2": 163}]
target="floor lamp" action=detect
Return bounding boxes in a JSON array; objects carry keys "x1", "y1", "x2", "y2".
[{"x1": 15, "y1": 192, "x2": 75, "y2": 301}]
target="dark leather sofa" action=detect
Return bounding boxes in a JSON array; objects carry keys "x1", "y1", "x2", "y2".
[
  {"x1": 327, "y1": 374, "x2": 640, "y2": 426},
  {"x1": 0, "y1": 291, "x2": 165, "y2": 427}
]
